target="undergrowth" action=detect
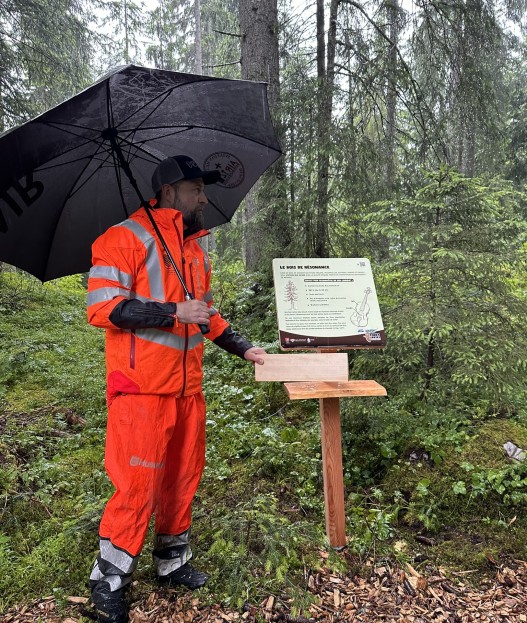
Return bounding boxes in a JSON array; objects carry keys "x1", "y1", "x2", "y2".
[{"x1": 1, "y1": 269, "x2": 527, "y2": 615}]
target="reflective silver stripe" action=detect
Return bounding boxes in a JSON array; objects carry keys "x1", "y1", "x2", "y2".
[
  {"x1": 204, "y1": 253, "x2": 211, "y2": 273},
  {"x1": 117, "y1": 220, "x2": 166, "y2": 302},
  {"x1": 89, "y1": 265, "x2": 133, "y2": 289},
  {"x1": 154, "y1": 530, "x2": 192, "y2": 577},
  {"x1": 156, "y1": 529, "x2": 191, "y2": 550},
  {"x1": 89, "y1": 560, "x2": 134, "y2": 591},
  {"x1": 90, "y1": 538, "x2": 139, "y2": 590},
  {"x1": 135, "y1": 328, "x2": 204, "y2": 351},
  {"x1": 155, "y1": 547, "x2": 191, "y2": 576},
  {"x1": 87, "y1": 287, "x2": 130, "y2": 306},
  {"x1": 203, "y1": 290, "x2": 213, "y2": 303},
  {"x1": 96, "y1": 538, "x2": 138, "y2": 575},
  {"x1": 87, "y1": 287, "x2": 151, "y2": 306}
]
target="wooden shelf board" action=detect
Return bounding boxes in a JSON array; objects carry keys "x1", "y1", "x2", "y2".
[{"x1": 284, "y1": 380, "x2": 387, "y2": 400}]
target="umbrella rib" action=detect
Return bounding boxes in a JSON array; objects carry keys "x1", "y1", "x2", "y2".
[
  {"x1": 118, "y1": 89, "x2": 173, "y2": 135},
  {"x1": 38, "y1": 152, "x2": 114, "y2": 173},
  {"x1": 42, "y1": 120, "x2": 281, "y2": 160},
  {"x1": 122, "y1": 123, "x2": 283, "y2": 153},
  {"x1": 111, "y1": 147, "x2": 135, "y2": 221},
  {"x1": 117, "y1": 127, "x2": 192, "y2": 159},
  {"x1": 42, "y1": 139, "x2": 116, "y2": 280},
  {"x1": 40, "y1": 123, "x2": 106, "y2": 152},
  {"x1": 67, "y1": 151, "x2": 118, "y2": 198},
  {"x1": 114, "y1": 90, "x2": 178, "y2": 167},
  {"x1": 41, "y1": 120, "x2": 103, "y2": 133},
  {"x1": 105, "y1": 90, "x2": 134, "y2": 220},
  {"x1": 113, "y1": 80, "x2": 208, "y2": 131}
]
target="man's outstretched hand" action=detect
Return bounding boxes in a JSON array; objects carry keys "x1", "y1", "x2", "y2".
[{"x1": 244, "y1": 347, "x2": 266, "y2": 365}]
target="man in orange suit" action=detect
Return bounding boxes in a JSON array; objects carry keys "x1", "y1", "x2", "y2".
[{"x1": 86, "y1": 155, "x2": 265, "y2": 623}]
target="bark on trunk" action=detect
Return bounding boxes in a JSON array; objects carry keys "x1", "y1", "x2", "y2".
[
  {"x1": 315, "y1": 0, "x2": 339, "y2": 258},
  {"x1": 239, "y1": 0, "x2": 284, "y2": 271},
  {"x1": 384, "y1": 0, "x2": 398, "y2": 192},
  {"x1": 194, "y1": 0, "x2": 202, "y2": 74}
]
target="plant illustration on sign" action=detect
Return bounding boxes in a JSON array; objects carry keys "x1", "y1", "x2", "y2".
[{"x1": 284, "y1": 280, "x2": 298, "y2": 309}]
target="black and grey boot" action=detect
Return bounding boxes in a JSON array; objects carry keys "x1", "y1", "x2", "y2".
[
  {"x1": 158, "y1": 562, "x2": 209, "y2": 590},
  {"x1": 154, "y1": 530, "x2": 208, "y2": 590},
  {"x1": 91, "y1": 581, "x2": 128, "y2": 623}
]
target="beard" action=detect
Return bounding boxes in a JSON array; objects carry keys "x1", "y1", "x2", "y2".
[
  {"x1": 175, "y1": 197, "x2": 205, "y2": 233},
  {"x1": 181, "y1": 207, "x2": 204, "y2": 232}
]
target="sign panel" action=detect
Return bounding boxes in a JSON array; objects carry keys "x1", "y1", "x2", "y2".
[{"x1": 272, "y1": 258, "x2": 386, "y2": 350}]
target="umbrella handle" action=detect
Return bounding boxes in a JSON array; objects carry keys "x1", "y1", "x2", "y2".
[{"x1": 184, "y1": 292, "x2": 211, "y2": 335}]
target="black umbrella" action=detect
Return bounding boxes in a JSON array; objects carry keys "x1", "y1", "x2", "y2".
[{"x1": 0, "y1": 64, "x2": 281, "y2": 282}]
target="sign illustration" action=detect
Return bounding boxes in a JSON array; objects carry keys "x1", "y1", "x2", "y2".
[
  {"x1": 272, "y1": 258, "x2": 386, "y2": 349},
  {"x1": 350, "y1": 287, "x2": 371, "y2": 327}
]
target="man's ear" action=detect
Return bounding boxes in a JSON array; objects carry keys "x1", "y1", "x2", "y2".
[{"x1": 160, "y1": 183, "x2": 173, "y2": 203}]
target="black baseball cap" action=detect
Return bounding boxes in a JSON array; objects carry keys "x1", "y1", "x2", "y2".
[{"x1": 152, "y1": 155, "x2": 222, "y2": 193}]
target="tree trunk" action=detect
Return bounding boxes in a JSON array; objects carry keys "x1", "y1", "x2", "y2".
[
  {"x1": 194, "y1": 0, "x2": 202, "y2": 74},
  {"x1": 420, "y1": 204, "x2": 441, "y2": 400},
  {"x1": 314, "y1": 0, "x2": 338, "y2": 258},
  {"x1": 193, "y1": 0, "x2": 210, "y2": 254},
  {"x1": 239, "y1": 0, "x2": 284, "y2": 271},
  {"x1": 124, "y1": 0, "x2": 130, "y2": 64},
  {"x1": 384, "y1": 0, "x2": 398, "y2": 192}
]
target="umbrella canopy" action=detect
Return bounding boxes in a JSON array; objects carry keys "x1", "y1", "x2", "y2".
[{"x1": 0, "y1": 65, "x2": 281, "y2": 281}]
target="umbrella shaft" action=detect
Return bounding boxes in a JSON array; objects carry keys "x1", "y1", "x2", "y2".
[{"x1": 108, "y1": 133, "x2": 207, "y2": 333}]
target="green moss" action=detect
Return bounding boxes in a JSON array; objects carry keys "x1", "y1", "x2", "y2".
[
  {"x1": 378, "y1": 417, "x2": 527, "y2": 581},
  {"x1": 461, "y1": 418, "x2": 527, "y2": 468}
]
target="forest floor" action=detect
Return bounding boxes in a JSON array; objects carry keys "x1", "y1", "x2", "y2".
[{"x1": 3, "y1": 555, "x2": 527, "y2": 623}]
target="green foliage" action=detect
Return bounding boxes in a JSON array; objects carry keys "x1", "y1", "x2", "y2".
[
  {"x1": 198, "y1": 493, "x2": 319, "y2": 608},
  {"x1": 209, "y1": 256, "x2": 279, "y2": 342},
  {"x1": 346, "y1": 488, "x2": 404, "y2": 556},
  {"x1": 0, "y1": 0, "x2": 94, "y2": 128},
  {"x1": 0, "y1": 273, "x2": 108, "y2": 608},
  {"x1": 97, "y1": 0, "x2": 146, "y2": 65},
  {"x1": 380, "y1": 418, "x2": 527, "y2": 562},
  {"x1": 0, "y1": 273, "x2": 328, "y2": 611},
  {"x1": 359, "y1": 167, "x2": 527, "y2": 408},
  {"x1": 4, "y1": 0, "x2": 527, "y2": 614},
  {"x1": 3, "y1": 252, "x2": 527, "y2": 612},
  {"x1": 144, "y1": 0, "x2": 240, "y2": 77}
]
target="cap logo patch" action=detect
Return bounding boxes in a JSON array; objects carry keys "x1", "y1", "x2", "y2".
[{"x1": 203, "y1": 152, "x2": 245, "y2": 189}]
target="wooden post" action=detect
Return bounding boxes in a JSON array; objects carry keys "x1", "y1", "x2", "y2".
[
  {"x1": 284, "y1": 380, "x2": 387, "y2": 550},
  {"x1": 319, "y1": 397, "x2": 346, "y2": 548},
  {"x1": 255, "y1": 355, "x2": 387, "y2": 550}
]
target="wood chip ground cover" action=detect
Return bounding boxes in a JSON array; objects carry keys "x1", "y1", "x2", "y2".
[{"x1": 2, "y1": 559, "x2": 526, "y2": 623}]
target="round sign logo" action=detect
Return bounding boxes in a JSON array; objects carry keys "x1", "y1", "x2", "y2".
[{"x1": 203, "y1": 152, "x2": 245, "y2": 189}]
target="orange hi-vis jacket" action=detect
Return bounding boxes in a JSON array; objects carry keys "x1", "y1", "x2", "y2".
[{"x1": 87, "y1": 204, "x2": 229, "y2": 400}]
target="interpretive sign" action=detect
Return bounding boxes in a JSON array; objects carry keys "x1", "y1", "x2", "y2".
[{"x1": 272, "y1": 258, "x2": 386, "y2": 350}]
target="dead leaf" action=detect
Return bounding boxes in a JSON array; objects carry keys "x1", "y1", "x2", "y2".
[
  {"x1": 265, "y1": 595, "x2": 274, "y2": 611},
  {"x1": 66, "y1": 596, "x2": 88, "y2": 605}
]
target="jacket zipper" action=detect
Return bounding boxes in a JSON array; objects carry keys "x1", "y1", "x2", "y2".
[
  {"x1": 175, "y1": 225, "x2": 190, "y2": 397},
  {"x1": 130, "y1": 330, "x2": 136, "y2": 369}
]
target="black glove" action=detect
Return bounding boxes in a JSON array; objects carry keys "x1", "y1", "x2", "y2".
[{"x1": 213, "y1": 326, "x2": 253, "y2": 358}]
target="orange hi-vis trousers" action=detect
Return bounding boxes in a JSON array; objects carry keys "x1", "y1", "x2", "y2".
[{"x1": 90, "y1": 391, "x2": 206, "y2": 589}]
